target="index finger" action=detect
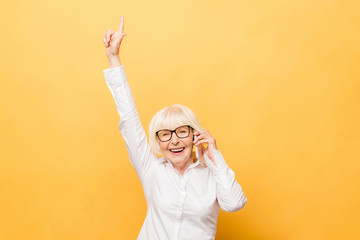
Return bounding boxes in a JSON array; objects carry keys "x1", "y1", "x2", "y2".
[{"x1": 118, "y1": 15, "x2": 124, "y2": 33}]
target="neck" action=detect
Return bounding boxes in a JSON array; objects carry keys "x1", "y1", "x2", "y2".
[{"x1": 172, "y1": 157, "x2": 193, "y2": 176}]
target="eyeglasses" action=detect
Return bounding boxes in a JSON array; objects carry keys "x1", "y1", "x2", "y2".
[{"x1": 156, "y1": 125, "x2": 191, "y2": 142}]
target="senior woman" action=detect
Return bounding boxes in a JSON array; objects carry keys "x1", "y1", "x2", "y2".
[{"x1": 102, "y1": 16, "x2": 247, "y2": 240}]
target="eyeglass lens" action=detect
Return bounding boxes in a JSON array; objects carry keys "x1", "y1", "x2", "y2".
[{"x1": 157, "y1": 126, "x2": 190, "y2": 142}]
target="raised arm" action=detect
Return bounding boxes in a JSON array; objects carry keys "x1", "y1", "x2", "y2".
[{"x1": 103, "y1": 16, "x2": 158, "y2": 182}]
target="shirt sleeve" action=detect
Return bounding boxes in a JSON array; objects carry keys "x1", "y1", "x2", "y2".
[
  {"x1": 103, "y1": 66, "x2": 158, "y2": 183},
  {"x1": 204, "y1": 150, "x2": 248, "y2": 212}
]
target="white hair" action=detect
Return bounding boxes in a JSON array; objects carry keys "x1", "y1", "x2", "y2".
[{"x1": 149, "y1": 104, "x2": 204, "y2": 155}]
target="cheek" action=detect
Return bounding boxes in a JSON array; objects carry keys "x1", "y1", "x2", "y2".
[
  {"x1": 159, "y1": 142, "x2": 168, "y2": 153},
  {"x1": 185, "y1": 139, "x2": 194, "y2": 149}
]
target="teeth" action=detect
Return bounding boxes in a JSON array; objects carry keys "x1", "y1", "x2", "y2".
[{"x1": 170, "y1": 148, "x2": 184, "y2": 153}]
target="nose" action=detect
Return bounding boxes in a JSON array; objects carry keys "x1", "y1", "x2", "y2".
[{"x1": 170, "y1": 132, "x2": 180, "y2": 144}]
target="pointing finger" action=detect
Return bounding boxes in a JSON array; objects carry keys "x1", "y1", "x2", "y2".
[{"x1": 118, "y1": 15, "x2": 124, "y2": 33}]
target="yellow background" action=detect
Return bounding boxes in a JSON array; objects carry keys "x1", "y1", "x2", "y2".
[{"x1": 1, "y1": 0, "x2": 359, "y2": 239}]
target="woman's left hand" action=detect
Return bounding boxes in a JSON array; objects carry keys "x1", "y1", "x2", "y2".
[{"x1": 193, "y1": 130, "x2": 218, "y2": 165}]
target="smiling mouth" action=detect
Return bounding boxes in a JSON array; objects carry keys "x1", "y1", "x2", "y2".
[{"x1": 169, "y1": 147, "x2": 185, "y2": 153}]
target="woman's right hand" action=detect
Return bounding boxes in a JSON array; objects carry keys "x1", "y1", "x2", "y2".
[{"x1": 103, "y1": 16, "x2": 127, "y2": 67}]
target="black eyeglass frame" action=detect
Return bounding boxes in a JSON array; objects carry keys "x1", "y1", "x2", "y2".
[{"x1": 156, "y1": 125, "x2": 192, "y2": 142}]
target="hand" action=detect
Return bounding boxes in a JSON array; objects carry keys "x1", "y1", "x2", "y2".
[
  {"x1": 193, "y1": 130, "x2": 218, "y2": 165},
  {"x1": 103, "y1": 16, "x2": 127, "y2": 61}
]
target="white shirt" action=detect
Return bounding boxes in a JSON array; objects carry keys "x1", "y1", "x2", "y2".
[{"x1": 103, "y1": 66, "x2": 247, "y2": 240}]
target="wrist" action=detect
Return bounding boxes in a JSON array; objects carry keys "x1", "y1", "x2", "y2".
[{"x1": 108, "y1": 56, "x2": 121, "y2": 68}]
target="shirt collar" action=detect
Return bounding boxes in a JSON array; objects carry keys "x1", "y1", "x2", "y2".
[{"x1": 160, "y1": 157, "x2": 203, "y2": 169}]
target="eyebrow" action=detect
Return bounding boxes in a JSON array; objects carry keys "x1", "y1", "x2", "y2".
[{"x1": 157, "y1": 125, "x2": 189, "y2": 132}]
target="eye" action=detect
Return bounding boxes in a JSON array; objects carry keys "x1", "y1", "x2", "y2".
[{"x1": 159, "y1": 131, "x2": 170, "y2": 137}]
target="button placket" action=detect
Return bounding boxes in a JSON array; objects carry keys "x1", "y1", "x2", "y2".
[{"x1": 172, "y1": 175, "x2": 188, "y2": 239}]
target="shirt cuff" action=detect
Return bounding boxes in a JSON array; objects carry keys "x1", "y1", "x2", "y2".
[
  {"x1": 203, "y1": 150, "x2": 236, "y2": 189},
  {"x1": 103, "y1": 66, "x2": 125, "y2": 85},
  {"x1": 203, "y1": 149, "x2": 228, "y2": 174}
]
